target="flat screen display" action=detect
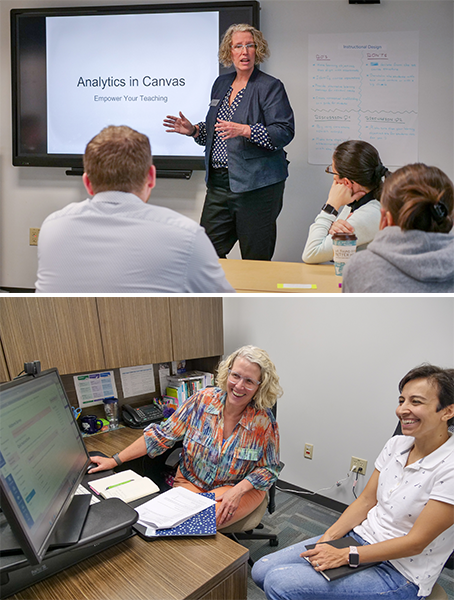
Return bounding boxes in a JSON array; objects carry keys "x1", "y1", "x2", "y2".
[
  {"x1": 0, "y1": 369, "x2": 90, "y2": 564},
  {"x1": 11, "y1": 1, "x2": 260, "y2": 174}
]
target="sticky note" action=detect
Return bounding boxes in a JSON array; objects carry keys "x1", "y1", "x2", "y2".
[{"x1": 277, "y1": 284, "x2": 317, "y2": 289}]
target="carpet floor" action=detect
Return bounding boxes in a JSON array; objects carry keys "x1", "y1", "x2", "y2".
[{"x1": 233, "y1": 489, "x2": 454, "y2": 600}]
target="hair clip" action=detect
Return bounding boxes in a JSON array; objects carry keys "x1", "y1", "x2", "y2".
[
  {"x1": 431, "y1": 201, "x2": 448, "y2": 224},
  {"x1": 375, "y1": 163, "x2": 388, "y2": 179}
]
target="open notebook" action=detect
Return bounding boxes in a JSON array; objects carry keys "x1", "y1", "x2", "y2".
[{"x1": 88, "y1": 470, "x2": 159, "y2": 502}]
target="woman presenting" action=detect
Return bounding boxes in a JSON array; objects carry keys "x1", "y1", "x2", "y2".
[
  {"x1": 88, "y1": 345, "x2": 283, "y2": 528},
  {"x1": 252, "y1": 364, "x2": 454, "y2": 599},
  {"x1": 163, "y1": 24, "x2": 294, "y2": 261}
]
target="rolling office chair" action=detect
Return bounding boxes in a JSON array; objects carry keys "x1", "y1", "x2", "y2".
[
  {"x1": 217, "y1": 465, "x2": 283, "y2": 567},
  {"x1": 392, "y1": 422, "x2": 452, "y2": 600},
  {"x1": 426, "y1": 584, "x2": 449, "y2": 600}
]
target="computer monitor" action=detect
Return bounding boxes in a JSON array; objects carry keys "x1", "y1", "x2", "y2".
[
  {"x1": 0, "y1": 369, "x2": 91, "y2": 565},
  {"x1": 11, "y1": 1, "x2": 260, "y2": 176}
]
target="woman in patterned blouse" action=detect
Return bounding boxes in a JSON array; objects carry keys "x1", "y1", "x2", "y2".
[
  {"x1": 89, "y1": 345, "x2": 283, "y2": 527},
  {"x1": 163, "y1": 24, "x2": 294, "y2": 261}
]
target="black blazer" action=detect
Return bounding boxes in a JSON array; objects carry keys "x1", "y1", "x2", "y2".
[{"x1": 204, "y1": 68, "x2": 295, "y2": 194}]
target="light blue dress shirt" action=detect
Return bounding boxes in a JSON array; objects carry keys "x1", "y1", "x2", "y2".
[{"x1": 35, "y1": 191, "x2": 235, "y2": 293}]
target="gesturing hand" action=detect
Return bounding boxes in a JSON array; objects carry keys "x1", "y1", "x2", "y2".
[{"x1": 163, "y1": 111, "x2": 194, "y2": 136}]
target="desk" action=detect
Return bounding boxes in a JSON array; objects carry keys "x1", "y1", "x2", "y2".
[
  {"x1": 220, "y1": 259, "x2": 342, "y2": 293},
  {"x1": 9, "y1": 428, "x2": 248, "y2": 600}
]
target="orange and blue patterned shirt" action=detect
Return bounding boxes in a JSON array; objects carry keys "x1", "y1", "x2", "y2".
[{"x1": 143, "y1": 387, "x2": 281, "y2": 491}]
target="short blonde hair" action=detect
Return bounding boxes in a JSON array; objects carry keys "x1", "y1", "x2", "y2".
[
  {"x1": 216, "y1": 345, "x2": 283, "y2": 410},
  {"x1": 218, "y1": 24, "x2": 270, "y2": 68},
  {"x1": 83, "y1": 125, "x2": 152, "y2": 194}
]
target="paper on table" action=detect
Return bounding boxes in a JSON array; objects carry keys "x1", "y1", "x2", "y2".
[
  {"x1": 75, "y1": 483, "x2": 100, "y2": 504},
  {"x1": 136, "y1": 487, "x2": 216, "y2": 530}
]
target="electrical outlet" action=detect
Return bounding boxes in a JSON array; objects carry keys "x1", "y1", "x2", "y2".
[
  {"x1": 350, "y1": 456, "x2": 367, "y2": 475},
  {"x1": 304, "y1": 443, "x2": 313, "y2": 460},
  {"x1": 29, "y1": 228, "x2": 40, "y2": 246}
]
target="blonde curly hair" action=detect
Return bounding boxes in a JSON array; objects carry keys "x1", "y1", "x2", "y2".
[
  {"x1": 218, "y1": 24, "x2": 270, "y2": 68},
  {"x1": 216, "y1": 345, "x2": 283, "y2": 410}
]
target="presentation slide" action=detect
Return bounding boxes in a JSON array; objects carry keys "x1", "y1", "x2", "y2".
[{"x1": 46, "y1": 12, "x2": 219, "y2": 155}]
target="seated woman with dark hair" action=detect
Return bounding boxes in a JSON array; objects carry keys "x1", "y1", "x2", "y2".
[
  {"x1": 252, "y1": 365, "x2": 454, "y2": 600},
  {"x1": 302, "y1": 140, "x2": 390, "y2": 264},
  {"x1": 88, "y1": 345, "x2": 283, "y2": 528},
  {"x1": 343, "y1": 163, "x2": 454, "y2": 292}
]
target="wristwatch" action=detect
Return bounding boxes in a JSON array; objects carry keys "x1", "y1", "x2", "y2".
[
  {"x1": 112, "y1": 453, "x2": 123, "y2": 466},
  {"x1": 348, "y1": 546, "x2": 360, "y2": 568},
  {"x1": 321, "y1": 203, "x2": 338, "y2": 217}
]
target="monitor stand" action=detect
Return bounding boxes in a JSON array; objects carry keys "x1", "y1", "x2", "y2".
[
  {"x1": 0, "y1": 494, "x2": 91, "y2": 556},
  {"x1": 0, "y1": 498, "x2": 137, "y2": 599},
  {"x1": 48, "y1": 494, "x2": 91, "y2": 548}
]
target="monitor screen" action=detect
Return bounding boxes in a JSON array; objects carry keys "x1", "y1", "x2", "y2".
[
  {"x1": 11, "y1": 1, "x2": 260, "y2": 174},
  {"x1": 0, "y1": 369, "x2": 90, "y2": 564}
]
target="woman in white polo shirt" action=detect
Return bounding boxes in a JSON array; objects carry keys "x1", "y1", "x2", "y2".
[{"x1": 252, "y1": 364, "x2": 454, "y2": 600}]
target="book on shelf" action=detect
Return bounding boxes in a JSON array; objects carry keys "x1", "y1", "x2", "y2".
[
  {"x1": 164, "y1": 386, "x2": 182, "y2": 404},
  {"x1": 165, "y1": 370, "x2": 214, "y2": 406},
  {"x1": 88, "y1": 469, "x2": 159, "y2": 503}
]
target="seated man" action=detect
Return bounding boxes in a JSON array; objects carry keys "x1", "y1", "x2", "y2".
[{"x1": 35, "y1": 125, "x2": 235, "y2": 293}]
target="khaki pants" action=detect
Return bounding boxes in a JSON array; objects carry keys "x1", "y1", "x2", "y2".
[{"x1": 173, "y1": 467, "x2": 266, "y2": 526}]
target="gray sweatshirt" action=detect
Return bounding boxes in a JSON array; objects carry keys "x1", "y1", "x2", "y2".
[{"x1": 342, "y1": 226, "x2": 454, "y2": 293}]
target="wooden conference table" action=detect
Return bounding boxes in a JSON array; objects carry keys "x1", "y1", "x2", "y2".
[
  {"x1": 220, "y1": 259, "x2": 342, "y2": 293},
  {"x1": 8, "y1": 427, "x2": 248, "y2": 600}
]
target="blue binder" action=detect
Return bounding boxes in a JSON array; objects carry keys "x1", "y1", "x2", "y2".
[{"x1": 133, "y1": 492, "x2": 216, "y2": 540}]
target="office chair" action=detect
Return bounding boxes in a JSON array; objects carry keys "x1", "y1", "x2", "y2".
[
  {"x1": 426, "y1": 584, "x2": 449, "y2": 600},
  {"x1": 217, "y1": 464, "x2": 283, "y2": 567},
  {"x1": 392, "y1": 421, "x2": 452, "y2": 600}
]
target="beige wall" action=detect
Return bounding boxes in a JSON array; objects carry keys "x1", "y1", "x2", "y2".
[
  {"x1": 223, "y1": 296, "x2": 454, "y2": 503},
  {"x1": 1, "y1": 0, "x2": 453, "y2": 287}
]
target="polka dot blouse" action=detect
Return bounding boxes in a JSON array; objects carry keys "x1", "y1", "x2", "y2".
[{"x1": 194, "y1": 86, "x2": 275, "y2": 169}]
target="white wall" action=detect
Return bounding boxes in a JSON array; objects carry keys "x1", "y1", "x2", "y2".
[
  {"x1": 223, "y1": 296, "x2": 454, "y2": 504},
  {"x1": 1, "y1": 0, "x2": 453, "y2": 288}
]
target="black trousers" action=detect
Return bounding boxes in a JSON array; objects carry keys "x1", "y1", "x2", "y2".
[{"x1": 200, "y1": 168, "x2": 285, "y2": 260}]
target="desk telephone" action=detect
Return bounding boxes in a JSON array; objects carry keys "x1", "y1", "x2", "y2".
[{"x1": 122, "y1": 403, "x2": 164, "y2": 429}]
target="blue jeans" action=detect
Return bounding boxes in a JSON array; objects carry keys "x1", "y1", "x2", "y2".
[{"x1": 251, "y1": 532, "x2": 421, "y2": 600}]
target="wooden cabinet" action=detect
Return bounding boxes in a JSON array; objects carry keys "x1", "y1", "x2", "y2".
[
  {"x1": 0, "y1": 298, "x2": 105, "y2": 377},
  {"x1": 169, "y1": 298, "x2": 224, "y2": 360},
  {"x1": 97, "y1": 297, "x2": 172, "y2": 368},
  {"x1": 0, "y1": 298, "x2": 223, "y2": 381},
  {"x1": 0, "y1": 345, "x2": 9, "y2": 383}
]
